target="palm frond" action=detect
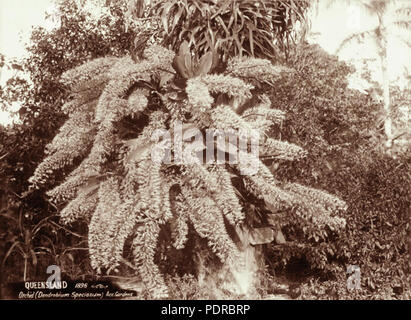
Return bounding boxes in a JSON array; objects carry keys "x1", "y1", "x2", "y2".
[
  {"x1": 326, "y1": 0, "x2": 381, "y2": 14},
  {"x1": 392, "y1": 20, "x2": 411, "y2": 30},
  {"x1": 397, "y1": 34, "x2": 411, "y2": 48},
  {"x1": 394, "y1": 6, "x2": 411, "y2": 16},
  {"x1": 336, "y1": 28, "x2": 378, "y2": 54}
]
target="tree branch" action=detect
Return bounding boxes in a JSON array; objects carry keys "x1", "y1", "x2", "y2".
[{"x1": 336, "y1": 28, "x2": 378, "y2": 54}]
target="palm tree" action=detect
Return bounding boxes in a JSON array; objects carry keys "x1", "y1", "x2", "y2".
[{"x1": 330, "y1": 0, "x2": 411, "y2": 147}]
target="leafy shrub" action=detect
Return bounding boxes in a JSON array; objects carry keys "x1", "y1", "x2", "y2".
[
  {"x1": 263, "y1": 43, "x2": 410, "y2": 297},
  {"x1": 0, "y1": 0, "x2": 135, "y2": 289},
  {"x1": 146, "y1": 0, "x2": 310, "y2": 61},
  {"x1": 28, "y1": 38, "x2": 349, "y2": 298}
]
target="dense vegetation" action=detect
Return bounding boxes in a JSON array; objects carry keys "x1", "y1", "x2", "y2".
[
  {"x1": 0, "y1": 0, "x2": 135, "y2": 293},
  {"x1": 0, "y1": 0, "x2": 409, "y2": 299},
  {"x1": 266, "y1": 43, "x2": 410, "y2": 299}
]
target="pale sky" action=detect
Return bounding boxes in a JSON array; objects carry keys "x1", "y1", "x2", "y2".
[
  {"x1": 0, "y1": 0, "x2": 56, "y2": 124},
  {"x1": 310, "y1": 0, "x2": 411, "y2": 87},
  {"x1": 0, "y1": 0, "x2": 410, "y2": 125},
  {"x1": 0, "y1": 0, "x2": 56, "y2": 58}
]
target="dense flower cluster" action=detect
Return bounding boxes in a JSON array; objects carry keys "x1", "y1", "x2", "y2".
[
  {"x1": 226, "y1": 56, "x2": 290, "y2": 85},
  {"x1": 30, "y1": 44, "x2": 347, "y2": 297},
  {"x1": 186, "y1": 78, "x2": 214, "y2": 113},
  {"x1": 201, "y1": 74, "x2": 254, "y2": 106},
  {"x1": 242, "y1": 94, "x2": 286, "y2": 134}
]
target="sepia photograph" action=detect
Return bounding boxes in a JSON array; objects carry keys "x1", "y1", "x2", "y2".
[{"x1": 0, "y1": 0, "x2": 410, "y2": 305}]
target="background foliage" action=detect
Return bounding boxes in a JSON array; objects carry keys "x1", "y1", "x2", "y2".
[
  {"x1": 264, "y1": 43, "x2": 410, "y2": 299},
  {"x1": 0, "y1": 0, "x2": 135, "y2": 294},
  {"x1": 0, "y1": 0, "x2": 410, "y2": 299}
]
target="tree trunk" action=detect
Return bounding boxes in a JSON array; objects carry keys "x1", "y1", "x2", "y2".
[
  {"x1": 377, "y1": 16, "x2": 392, "y2": 147},
  {"x1": 195, "y1": 226, "x2": 263, "y2": 298},
  {"x1": 230, "y1": 226, "x2": 262, "y2": 296}
]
